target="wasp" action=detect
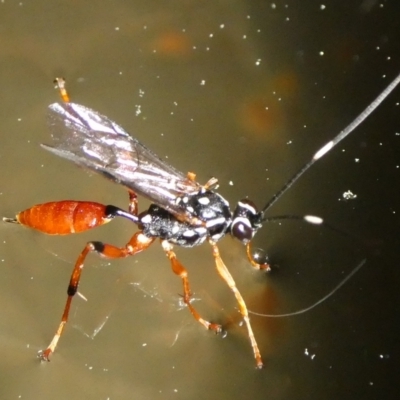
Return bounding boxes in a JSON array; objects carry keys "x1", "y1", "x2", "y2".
[{"x1": 4, "y1": 75, "x2": 400, "y2": 368}]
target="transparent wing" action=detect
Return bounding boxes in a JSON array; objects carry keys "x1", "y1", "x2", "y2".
[{"x1": 44, "y1": 102, "x2": 201, "y2": 219}]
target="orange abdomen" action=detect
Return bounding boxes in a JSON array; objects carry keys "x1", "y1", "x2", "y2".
[{"x1": 16, "y1": 201, "x2": 110, "y2": 235}]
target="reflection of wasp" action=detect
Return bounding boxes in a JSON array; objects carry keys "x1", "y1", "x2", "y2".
[{"x1": 4, "y1": 75, "x2": 400, "y2": 368}]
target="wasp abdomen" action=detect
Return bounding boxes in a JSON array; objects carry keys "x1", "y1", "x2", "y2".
[{"x1": 15, "y1": 201, "x2": 111, "y2": 235}]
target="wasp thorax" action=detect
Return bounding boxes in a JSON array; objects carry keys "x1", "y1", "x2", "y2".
[{"x1": 231, "y1": 199, "x2": 263, "y2": 244}]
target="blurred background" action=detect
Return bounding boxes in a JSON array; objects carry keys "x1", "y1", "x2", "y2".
[{"x1": 0, "y1": 1, "x2": 399, "y2": 399}]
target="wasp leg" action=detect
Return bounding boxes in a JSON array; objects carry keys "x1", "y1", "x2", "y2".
[
  {"x1": 128, "y1": 190, "x2": 139, "y2": 216},
  {"x1": 186, "y1": 171, "x2": 197, "y2": 182},
  {"x1": 210, "y1": 240, "x2": 264, "y2": 369},
  {"x1": 161, "y1": 240, "x2": 222, "y2": 333},
  {"x1": 54, "y1": 77, "x2": 70, "y2": 103},
  {"x1": 186, "y1": 172, "x2": 218, "y2": 190},
  {"x1": 246, "y1": 243, "x2": 271, "y2": 271},
  {"x1": 203, "y1": 177, "x2": 219, "y2": 190},
  {"x1": 38, "y1": 232, "x2": 155, "y2": 361}
]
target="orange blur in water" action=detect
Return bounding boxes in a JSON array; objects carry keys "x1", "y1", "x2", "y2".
[{"x1": 152, "y1": 31, "x2": 192, "y2": 57}]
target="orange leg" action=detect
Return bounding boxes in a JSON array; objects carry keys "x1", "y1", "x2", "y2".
[
  {"x1": 161, "y1": 240, "x2": 222, "y2": 333},
  {"x1": 186, "y1": 171, "x2": 197, "y2": 182},
  {"x1": 128, "y1": 190, "x2": 139, "y2": 216},
  {"x1": 246, "y1": 243, "x2": 271, "y2": 271},
  {"x1": 186, "y1": 172, "x2": 219, "y2": 190},
  {"x1": 38, "y1": 232, "x2": 155, "y2": 361},
  {"x1": 203, "y1": 177, "x2": 219, "y2": 190},
  {"x1": 54, "y1": 77, "x2": 70, "y2": 103},
  {"x1": 210, "y1": 240, "x2": 264, "y2": 369}
]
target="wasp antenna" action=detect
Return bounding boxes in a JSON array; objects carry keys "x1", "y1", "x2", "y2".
[
  {"x1": 261, "y1": 72, "x2": 400, "y2": 214},
  {"x1": 249, "y1": 259, "x2": 366, "y2": 318},
  {"x1": 303, "y1": 215, "x2": 323, "y2": 225},
  {"x1": 262, "y1": 214, "x2": 357, "y2": 241},
  {"x1": 263, "y1": 214, "x2": 324, "y2": 225}
]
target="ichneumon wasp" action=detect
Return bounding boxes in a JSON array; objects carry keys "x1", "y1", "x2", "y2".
[{"x1": 4, "y1": 74, "x2": 400, "y2": 369}]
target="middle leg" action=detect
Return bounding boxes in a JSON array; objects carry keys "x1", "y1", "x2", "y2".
[{"x1": 161, "y1": 240, "x2": 222, "y2": 333}]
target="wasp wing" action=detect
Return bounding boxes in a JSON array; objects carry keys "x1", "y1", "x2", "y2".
[{"x1": 43, "y1": 102, "x2": 202, "y2": 219}]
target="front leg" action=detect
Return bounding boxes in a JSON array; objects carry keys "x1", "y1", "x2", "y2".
[
  {"x1": 210, "y1": 240, "x2": 264, "y2": 369},
  {"x1": 246, "y1": 243, "x2": 271, "y2": 271}
]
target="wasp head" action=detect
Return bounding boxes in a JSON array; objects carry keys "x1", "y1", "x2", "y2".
[{"x1": 231, "y1": 199, "x2": 263, "y2": 244}]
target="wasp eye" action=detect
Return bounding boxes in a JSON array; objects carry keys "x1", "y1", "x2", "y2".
[{"x1": 231, "y1": 217, "x2": 253, "y2": 244}]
